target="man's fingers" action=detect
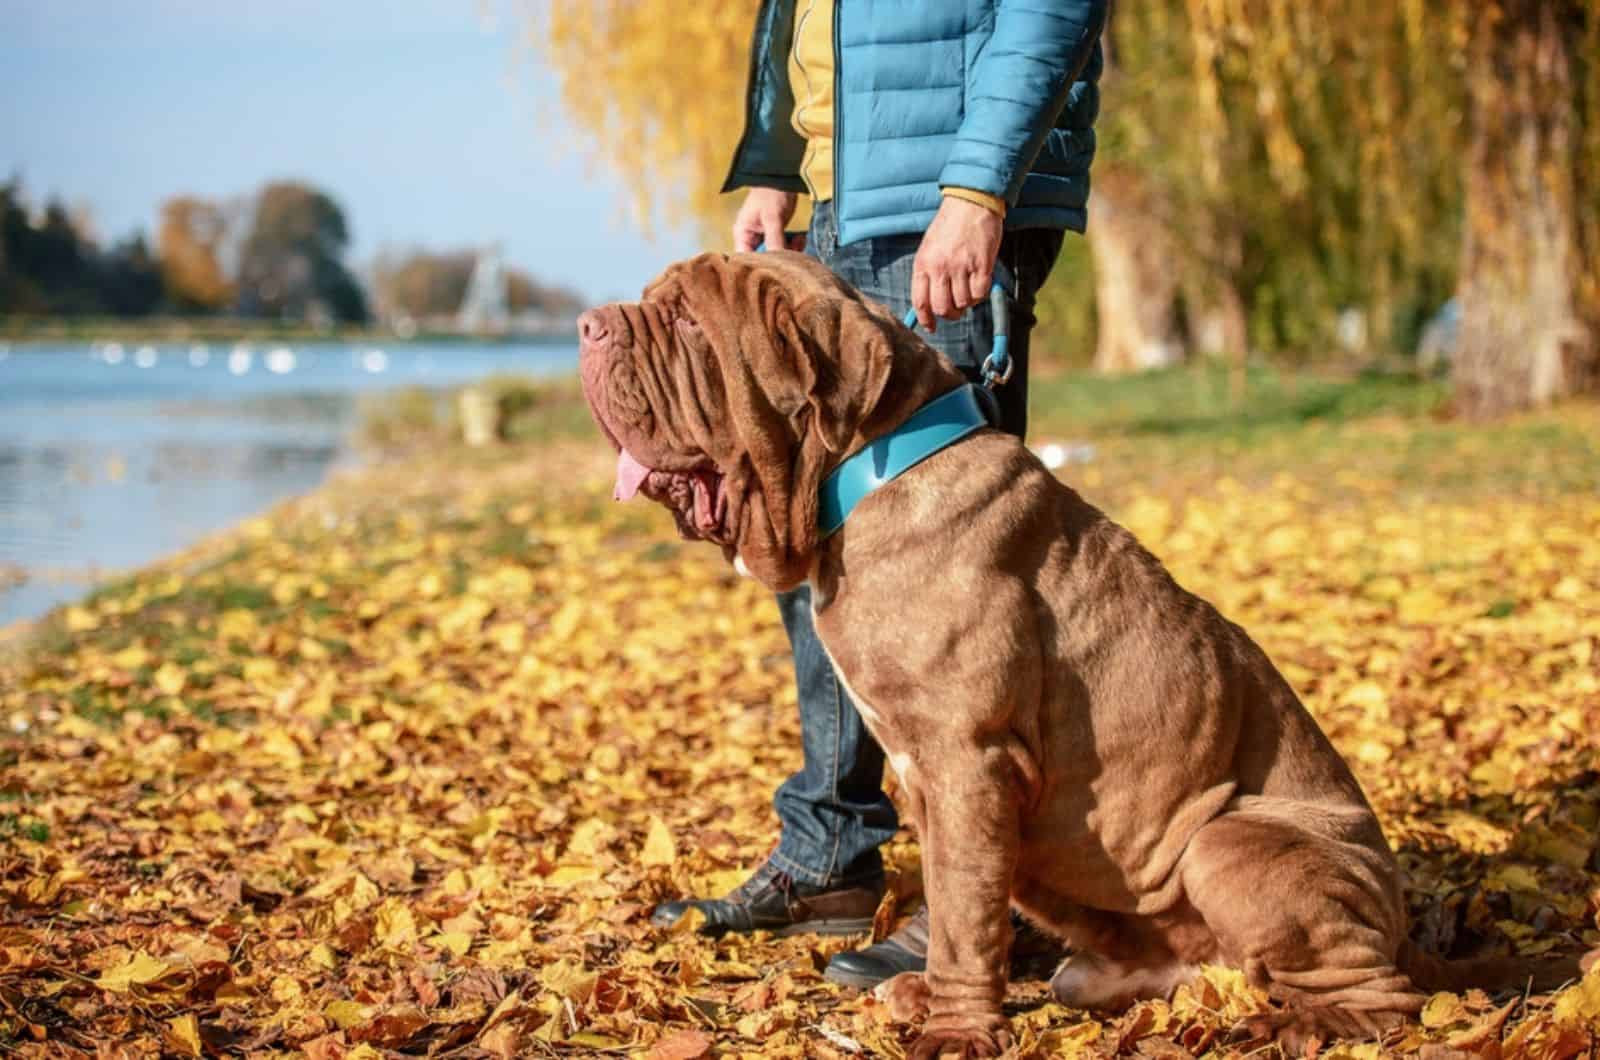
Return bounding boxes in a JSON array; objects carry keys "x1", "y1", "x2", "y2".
[
  {"x1": 912, "y1": 266, "x2": 936, "y2": 332},
  {"x1": 762, "y1": 214, "x2": 786, "y2": 254},
  {"x1": 929, "y1": 270, "x2": 957, "y2": 321},
  {"x1": 966, "y1": 266, "x2": 990, "y2": 308},
  {"x1": 733, "y1": 222, "x2": 758, "y2": 253}
]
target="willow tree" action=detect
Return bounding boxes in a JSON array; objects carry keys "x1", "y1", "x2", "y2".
[
  {"x1": 1178, "y1": 0, "x2": 1598, "y2": 413},
  {"x1": 1451, "y1": 1, "x2": 1599, "y2": 417},
  {"x1": 538, "y1": 3, "x2": 758, "y2": 239}
]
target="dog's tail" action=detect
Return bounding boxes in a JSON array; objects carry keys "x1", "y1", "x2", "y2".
[{"x1": 1397, "y1": 940, "x2": 1582, "y2": 995}]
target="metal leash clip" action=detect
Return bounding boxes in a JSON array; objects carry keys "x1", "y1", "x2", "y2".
[{"x1": 902, "y1": 281, "x2": 1012, "y2": 390}]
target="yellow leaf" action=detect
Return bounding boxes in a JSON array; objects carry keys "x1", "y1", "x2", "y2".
[
  {"x1": 665, "y1": 904, "x2": 706, "y2": 937},
  {"x1": 1486, "y1": 864, "x2": 1541, "y2": 893},
  {"x1": 1420, "y1": 991, "x2": 1469, "y2": 1028},
  {"x1": 1036, "y1": 1021, "x2": 1101, "y2": 1058},
  {"x1": 64, "y1": 606, "x2": 99, "y2": 632},
  {"x1": 217, "y1": 609, "x2": 258, "y2": 639},
  {"x1": 309, "y1": 943, "x2": 338, "y2": 970},
  {"x1": 543, "y1": 864, "x2": 601, "y2": 889},
  {"x1": 1552, "y1": 966, "x2": 1600, "y2": 1028},
  {"x1": 489, "y1": 621, "x2": 526, "y2": 654},
  {"x1": 434, "y1": 931, "x2": 473, "y2": 957},
  {"x1": 641, "y1": 815, "x2": 676, "y2": 866},
  {"x1": 166, "y1": 1014, "x2": 202, "y2": 1058},
  {"x1": 98, "y1": 950, "x2": 175, "y2": 993},
  {"x1": 111, "y1": 645, "x2": 149, "y2": 670},
  {"x1": 325, "y1": 999, "x2": 368, "y2": 1029},
  {"x1": 153, "y1": 661, "x2": 186, "y2": 696},
  {"x1": 241, "y1": 657, "x2": 279, "y2": 682},
  {"x1": 376, "y1": 899, "x2": 418, "y2": 949}
]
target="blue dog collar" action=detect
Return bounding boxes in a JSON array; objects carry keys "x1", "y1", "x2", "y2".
[{"x1": 818, "y1": 385, "x2": 991, "y2": 538}]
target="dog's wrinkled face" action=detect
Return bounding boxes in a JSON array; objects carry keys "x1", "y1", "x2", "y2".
[{"x1": 578, "y1": 251, "x2": 961, "y2": 590}]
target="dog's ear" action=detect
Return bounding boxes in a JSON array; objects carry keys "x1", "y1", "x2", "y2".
[{"x1": 792, "y1": 297, "x2": 897, "y2": 454}]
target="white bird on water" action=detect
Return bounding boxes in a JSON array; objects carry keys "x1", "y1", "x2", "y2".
[{"x1": 265, "y1": 347, "x2": 297, "y2": 374}]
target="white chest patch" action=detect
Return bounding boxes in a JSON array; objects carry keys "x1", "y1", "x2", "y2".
[{"x1": 733, "y1": 554, "x2": 752, "y2": 579}]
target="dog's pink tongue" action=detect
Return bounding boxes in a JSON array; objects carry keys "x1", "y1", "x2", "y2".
[{"x1": 614, "y1": 449, "x2": 652, "y2": 501}]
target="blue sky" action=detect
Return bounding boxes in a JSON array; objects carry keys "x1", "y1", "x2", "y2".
[{"x1": 0, "y1": 0, "x2": 703, "y2": 303}]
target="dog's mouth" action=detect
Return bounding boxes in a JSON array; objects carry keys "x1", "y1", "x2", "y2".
[{"x1": 614, "y1": 448, "x2": 731, "y2": 545}]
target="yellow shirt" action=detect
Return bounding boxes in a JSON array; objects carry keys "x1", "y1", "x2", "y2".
[{"x1": 786, "y1": 0, "x2": 1005, "y2": 216}]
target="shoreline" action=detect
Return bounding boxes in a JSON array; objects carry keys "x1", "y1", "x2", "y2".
[{"x1": 0, "y1": 327, "x2": 579, "y2": 347}]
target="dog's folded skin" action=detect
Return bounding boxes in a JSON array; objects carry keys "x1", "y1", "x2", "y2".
[{"x1": 578, "y1": 252, "x2": 1579, "y2": 1058}]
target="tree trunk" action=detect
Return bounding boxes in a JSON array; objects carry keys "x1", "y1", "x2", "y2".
[
  {"x1": 1453, "y1": 0, "x2": 1597, "y2": 418},
  {"x1": 1089, "y1": 167, "x2": 1186, "y2": 374}
]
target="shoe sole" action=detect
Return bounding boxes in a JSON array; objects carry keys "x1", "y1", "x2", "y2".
[
  {"x1": 650, "y1": 914, "x2": 875, "y2": 938},
  {"x1": 771, "y1": 916, "x2": 874, "y2": 938},
  {"x1": 823, "y1": 963, "x2": 900, "y2": 990}
]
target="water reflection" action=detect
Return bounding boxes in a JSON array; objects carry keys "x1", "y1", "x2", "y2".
[{"x1": 0, "y1": 339, "x2": 575, "y2": 626}]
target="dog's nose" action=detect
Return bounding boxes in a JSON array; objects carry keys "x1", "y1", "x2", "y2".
[{"x1": 578, "y1": 310, "x2": 608, "y2": 346}]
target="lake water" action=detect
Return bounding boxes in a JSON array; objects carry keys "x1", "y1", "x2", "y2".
[{"x1": 0, "y1": 340, "x2": 576, "y2": 628}]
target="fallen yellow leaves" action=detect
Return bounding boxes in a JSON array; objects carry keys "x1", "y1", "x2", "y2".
[{"x1": 0, "y1": 422, "x2": 1596, "y2": 1056}]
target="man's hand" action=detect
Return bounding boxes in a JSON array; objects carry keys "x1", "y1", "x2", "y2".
[
  {"x1": 733, "y1": 188, "x2": 803, "y2": 253},
  {"x1": 912, "y1": 196, "x2": 1004, "y2": 331}
]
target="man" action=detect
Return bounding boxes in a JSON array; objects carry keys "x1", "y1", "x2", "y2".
[{"x1": 651, "y1": 0, "x2": 1107, "y2": 989}]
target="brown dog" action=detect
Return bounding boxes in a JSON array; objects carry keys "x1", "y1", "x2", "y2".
[{"x1": 578, "y1": 251, "x2": 1573, "y2": 1057}]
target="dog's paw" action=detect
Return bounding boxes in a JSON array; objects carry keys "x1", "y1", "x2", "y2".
[
  {"x1": 874, "y1": 972, "x2": 932, "y2": 1023},
  {"x1": 906, "y1": 1016, "x2": 1012, "y2": 1060}
]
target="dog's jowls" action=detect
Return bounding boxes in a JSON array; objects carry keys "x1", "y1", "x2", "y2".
[{"x1": 578, "y1": 251, "x2": 1577, "y2": 1058}]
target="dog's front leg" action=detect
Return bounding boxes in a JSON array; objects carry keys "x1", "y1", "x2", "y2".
[{"x1": 905, "y1": 742, "x2": 1020, "y2": 1059}]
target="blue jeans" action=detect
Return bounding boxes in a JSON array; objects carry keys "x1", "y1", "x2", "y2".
[{"x1": 769, "y1": 200, "x2": 1065, "y2": 886}]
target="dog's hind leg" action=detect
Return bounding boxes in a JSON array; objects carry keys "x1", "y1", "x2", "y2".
[
  {"x1": 1177, "y1": 809, "x2": 1425, "y2": 1047},
  {"x1": 1012, "y1": 883, "x2": 1209, "y2": 1011}
]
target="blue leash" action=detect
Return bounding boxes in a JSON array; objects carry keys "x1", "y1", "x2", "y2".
[{"x1": 901, "y1": 281, "x2": 1013, "y2": 390}]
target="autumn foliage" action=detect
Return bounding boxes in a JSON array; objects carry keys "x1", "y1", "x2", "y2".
[{"x1": 2, "y1": 394, "x2": 1598, "y2": 1055}]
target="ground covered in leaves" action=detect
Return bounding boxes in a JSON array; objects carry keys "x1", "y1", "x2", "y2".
[{"x1": 2, "y1": 378, "x2": 1599, "y2": 1058}]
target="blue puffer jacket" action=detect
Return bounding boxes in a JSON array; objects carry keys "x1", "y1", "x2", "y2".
[{"x1": 723, "y1": 0, "x2": 1107, "y2": 245}]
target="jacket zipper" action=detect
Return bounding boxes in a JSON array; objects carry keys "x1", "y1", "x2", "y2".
[{"x1": 832, "y1": 0, "x2": 844, "y2": 242}]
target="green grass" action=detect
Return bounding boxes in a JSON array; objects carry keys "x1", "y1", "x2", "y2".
[
  {"x1": 1029, "y1": 362, "x2": 1449, "y2": 441},
  {"x1": 1026, "y1": 362, "x2": 1600, "y2": 504}
]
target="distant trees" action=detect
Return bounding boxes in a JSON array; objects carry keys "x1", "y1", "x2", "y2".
[
  {"x1": 157, "y1": 197, "x2": 235, "y2": 311},
  {"x1": 1, "y1": 182, "x2": 164, "y2": 317},
  {"x1": 235, "y1": 181, "x2": 367, "y2": 325},
  {"x1": 4, "y1": 176, "x2": 578, "y2": 333},
  {"x1": 2, "y1": 178, "x2": 368, "y2": 323}
]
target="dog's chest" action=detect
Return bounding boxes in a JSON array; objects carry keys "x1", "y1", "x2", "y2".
[{"x1": 811, "y1": 604, "x2": 918, "y2": 789}]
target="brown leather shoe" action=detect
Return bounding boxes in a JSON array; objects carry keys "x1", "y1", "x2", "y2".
[{"x1": 650, "y1": 857, "x2": 883, "y2": 938}]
